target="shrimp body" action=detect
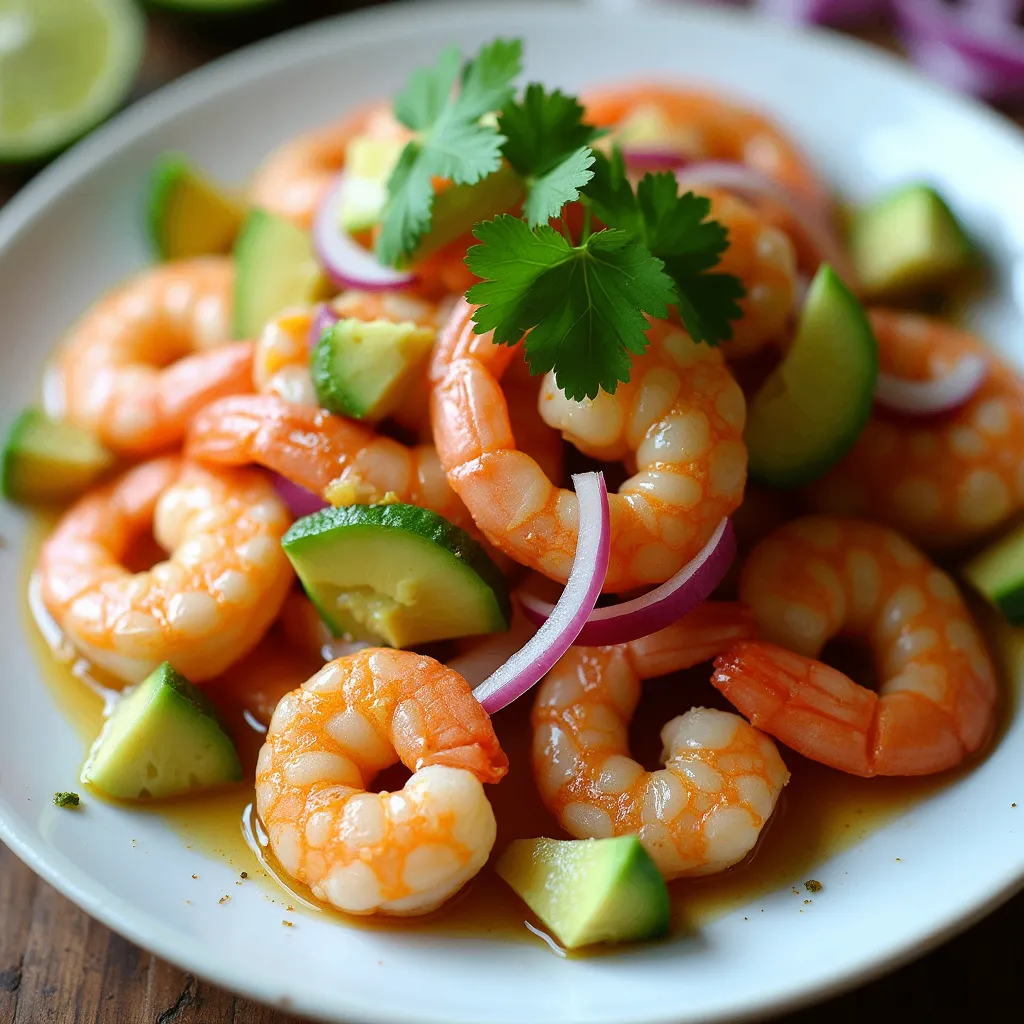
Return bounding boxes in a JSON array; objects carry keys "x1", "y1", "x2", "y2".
[
  {"x1": 584, "y1": 85, "x2": 830, "y2": 214},
  {"x1": 38, "y1": 458, "x2": 294, "y2": 685},
  {"x1": 185, "y1": 394, "x2": 471, "y2": 528},
  {"x1": 433, "y1": 300, "x2": 748, "y2": 591},
  {"x1": 255, "y1": 649, "x2": 507, "y2": 915},
  {"x1": 713, "y1": 516, "x2": 996, "y2": 775},
  {"x1": 806, "y1": 310, "x2": 1024, "y2": 549},
  {"x1": 59, "y1": 258, "x2": 252, "y2": 455},
  {"x1": 533, "y1": 604, "x2": 786, "y2": 879}
]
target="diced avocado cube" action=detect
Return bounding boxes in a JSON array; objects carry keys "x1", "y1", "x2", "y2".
[
  {"x1": 282, "y1": 503, "x2": 511, "y2": 648},
  {"x1": 497, "y1": 836, "x2": 671, "y2": 950},
  {"x1": 233, "y1": 209, "x2": 325, "y2": 338},
  {"x1": 746, "y1": 264, "x2": 878, "y2": 489},
  {"x1": 339, "y1": 135, "x2": 405, "y2": 234},
  {"x1": 850, "y1": 184, "x2": 974, "y2": 301},
  {"x1": 146, "y1": 153, "x2": 246, "y2": 260},
  {"x1": 2, "y1": 409, "x2": 114, "y2": 505},
  {"x1": 81, "y1": 662, "x2": 242, "y2": 800},
  {"x1": 964, "y1": 523, "x2": 1024, "y2": 623},
  {"x1": 311, "y1": 317, "x2": 435, "y2": 422}
]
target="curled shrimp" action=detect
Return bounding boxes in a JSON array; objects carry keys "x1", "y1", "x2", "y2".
[
  {"x1": 805, "y1": 310, "x2": 1024, "y2": 549},
  {"x1": 38, "y1": 458, "x2": 294, "y2": 685},
  {"x1": 185, "y1": 393, "x2": 472, "y2": 529},
  {"x1": 533, "y1": 603, "x2": 788, "y2": 878},
  {"x1": 256, "y1": 649, "x2": 507, "y2": 916},
  {"x1": 712, "y1": 515, "x2": 996, "y2": 776},
  {"x1": 432, "y1": 300, "x2": 747, "y2": 591},
  {"x1": 57, "y1": 258, "x2": 252, "y2": 455}
]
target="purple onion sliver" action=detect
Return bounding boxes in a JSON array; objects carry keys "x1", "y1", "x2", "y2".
[
  {"x1": 272, "y1": 474, "x2": 328, "y2": 519},
  {"x1": 518, "y1": 517, "x2": 736, "y2": 647},
  {"x1": 309, "y1": 303, "x2": 340, "y2": 350},
  {"x1": 472, "y1": 472, "x2": 610, "y2": 714}
]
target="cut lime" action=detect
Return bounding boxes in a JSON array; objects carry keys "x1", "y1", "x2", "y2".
[{"x1": 0, "y1": 0, "x2": 144, "y2": 163}]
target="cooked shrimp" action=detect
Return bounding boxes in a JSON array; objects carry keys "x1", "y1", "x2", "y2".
[
  {"x1": 58, "y1": 258, "x2": 252, "y2": 455},
  {"x1": 185, "y1": 393, "x2": 472, "y2": 529},
  {"x1": 248, "y1": 104, "x2": 407, "y2": 229},
  {"x1": 432, "y1": 300, "x2": 748, "y2": 591},
  {"x1": 805, "y1": 310, "x2": 1024, "y2": 549},
  {"x1": 253, "y1": 291, "x2": 440, "y2": 432},
  {"x1": 712, "y1": 515, "x2": 996, "y2": 775},
  {"x1": 532, "y1": 603, "x2": 787, "y2": 878},
  {"x1": 584, "y1": 84, "x2": 830, "y2": 214},
  {"x1": 38, "y1": 458, "x2": 294, "y2": 686},
  {"x1": 255, "y1": 649, "x2": 508, "y2": 915}
]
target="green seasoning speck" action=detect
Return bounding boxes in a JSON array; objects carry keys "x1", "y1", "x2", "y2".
[
  {"x1": 804, "y1": 879, "x2": 822, "y2": 893},
  {"x1": 53, "y1": 792, "x2": 80, "y2": 808}
]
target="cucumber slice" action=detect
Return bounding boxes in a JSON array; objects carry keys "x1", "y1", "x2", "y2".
[
  {"x1": 963, "y1": 524, "x2": 1024, "y2": 623},
  {"x1": 81, "y1": 662, "x2": 242, "y2": 800},
  {"x1": 496, "y1": 836, "x2": 671, "y2": 950},
  {"x1": 746, "y1": 264, "x2": 878, "y2": 489},
  {"x1": 146, "y1": 153, "x2": 246, "y2": 261},
  {"x1": 233, "y1": 209, "x2": 325, "y2": 338},
  {"x1": 850, "y1": 184, "x2": 974, "y2": 301},
  {"x1": 2, "y1": 409, "x2": 114, "y2": 504},
  {"x1": 311, "y1": 318, "x2": 435, "y2": 422},
  {"x1": 282, "y1": 503, "x2": 511, "y2": 648}
]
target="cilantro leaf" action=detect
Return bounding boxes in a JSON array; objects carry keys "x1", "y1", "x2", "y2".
[
  {"x1": 466, "y1": 215, "x2": 676, "y2": 399},
  {"x1": 498, "y1": 84, "x2": 603, "y2": 227},
  {"x1": 585, "y1": 152, "x2": 745, "y2": 345},
  {"x1": 378, "y1": 39, "x2": 523, "y2": 266},
  {"x1": 522, "y1": 146, "x2": 595, "y2": 228}
]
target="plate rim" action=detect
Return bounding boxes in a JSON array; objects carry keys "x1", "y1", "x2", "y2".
[{"x1": 2, "y1": 2, "x2": 1024, "y2": 1022}]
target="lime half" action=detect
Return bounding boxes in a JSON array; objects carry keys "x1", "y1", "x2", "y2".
[{"x1": 0, "y1": 0, "x2": 144, "y2": 163}]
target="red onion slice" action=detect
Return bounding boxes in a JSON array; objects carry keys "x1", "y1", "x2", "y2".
[
  {"x1": 756, "y1": 0, "x2": 888, "y2": 24},
  {"x1": 308, "y1": 303, "x2": 340, "y2": 349},
  {"x1": 874, "y1": 356, "x2": 988, "y2": 416},
  {"x1": 675, "y1": 161, "x2": 855, "y2": 284},
  {"x1": 314, "y1": 172, "x2": 415, "y2": 291},
  {"x1": 447, "y1": 609, "x2": 538, "y2": 689},
  {"x1": 473, "y1": 472, "x2": 610, "y2": 714},
  {"x1": 272, "y1": 474, "x2": 328, "y2": 518},
  {"x1": 622, "y1": 148, "x2": 689, "y2": 173},
  {"x1": 518, "y1": 517, "x2": 735, "y2": 647}
]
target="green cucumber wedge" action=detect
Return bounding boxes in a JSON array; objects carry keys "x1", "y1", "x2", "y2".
[
  {"x1": 746, "y1": 264, "x2": 878, "y2": 489},
  {"x1": 497, "y1": 836, "x2": 671, "y2": 950},
  {"x1": 2, "y1": 409, "x2": 114, "y2": 505},
  {"x1": 963, "y1": 524, "x2": 1024, "y2": 624},
  {"x1": 282, "y1": 503, "x2": 511, "y2": 648},
  {"x1": 81, "y1": 662, "x2": 242, "y2": 800}
]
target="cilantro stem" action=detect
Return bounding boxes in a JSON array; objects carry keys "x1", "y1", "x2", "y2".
[{"x1": 580, "y1": 207, "x2": 592, "y2": 245}]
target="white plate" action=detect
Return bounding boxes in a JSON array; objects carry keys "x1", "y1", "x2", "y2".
[{"x1": 2, "y1": 2, "x2": 1024, "y2": 1022}]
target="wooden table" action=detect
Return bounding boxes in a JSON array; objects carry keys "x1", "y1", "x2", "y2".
[{"x1": 3, "y1": 4, "x2": 1024, "y2": 1022}]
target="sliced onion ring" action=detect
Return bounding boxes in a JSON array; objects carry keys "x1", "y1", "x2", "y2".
[
  {"x1": 675, "y1": 161, "x2": 856, "y2": 285},
  {"x1": 518, "y1": 517, "x2": 735, "y2": 647},
  {"x1": 314, "y1": 172, "x2": 415, "y2": 291},
  {"x1": 622, "y1": 148, "x2": 689, "y2": 173},
  {"x1": 272, "y1": 474, "x2": 328, "y2": 519},
  {"x1": 473, "y1": 472, "x2": 610, "y2": 714},
  {"x1": 874, "y1": 356, "x2": 988, "y2": 416},
  {"x1": 308, "y1": 303, "x2": 340, "y2": 349}
]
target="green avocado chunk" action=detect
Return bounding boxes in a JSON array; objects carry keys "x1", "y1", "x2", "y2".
[
  {"x1": 963, "y1": 523, "x2": 1024, "y2": 624},
  {"x1": 233, "y1": 209, "x2": 325, "y2": 338},
  {"x1": 282, "y1": 503, "x2": 511, "y2": 648},
  {"x1": 850, "y1": 184, "x2": 974, "y2": 301},
  {"x1": 497, "y1": 836, "x2": 671, "y2": 950},
  {"x1": 2, "y1": 409, "x2": 114, "y2": 505},
  {"x1": 81, "y1": 662, "x2": 242, "y2": 800},
  {"x1": 311, "y1": 318, "x2": 435, "y2": 422},
  {"x1": 746, "y1": 264, "x2": 878, "y2": 489},
  {"x1": 146, "y1": 153, "x2": 246, "y2": 260},
  {"x1": 339, "y1": 136, "x2": 405, "y2": 234}
]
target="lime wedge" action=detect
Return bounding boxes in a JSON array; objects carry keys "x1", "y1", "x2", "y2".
[{"x1": 0, "y1": 0, "x2": 144, "y2": 162}]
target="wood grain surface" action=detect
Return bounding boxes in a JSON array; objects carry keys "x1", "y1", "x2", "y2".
[{"x1": 2, "y1": 4, "x2": 1024, "y2": 1022}]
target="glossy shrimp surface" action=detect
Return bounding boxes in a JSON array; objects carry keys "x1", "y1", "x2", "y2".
[
  {"x1": 713, "y1": 516, "x2": 996, "y2": 775},
  {"x1": 255, "y1": 649, "x2": 507, "y2": 916},
  {"x1": 38, "y1": 458, "x2": 294, "y2": 685},
  {"x1": 58, "y1": 258, "x2": 252, "y2": 455},
  {"x1": 432, "y1": 301, "x2": 748, "y2": 591},
  {"x1": 185, "y1": 393, "x2": 471, "y2": 527},
  {"x1": 806, "y1": 310, "x2": 1024, "y2": 549},
  {"x1": 533, "y1": 604, "x2": 788, "y2": 878}
]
